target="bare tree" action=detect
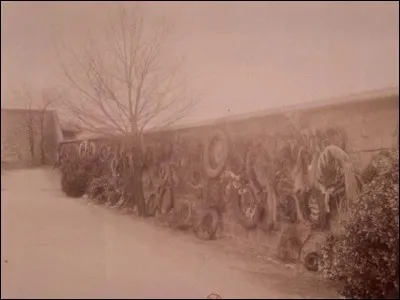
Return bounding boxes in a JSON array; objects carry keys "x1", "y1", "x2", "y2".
[
  {"x1": 22, "y1": 87, "x2": 62, "y2": 166},
  {"x1": 38, "y1": 90, "x2": 63, "y2": 164},
  {"x1": 24, "y1": 94, "x2": 36, "y2": 164},
  {"x1": 55, "y1": 5, "x2": 198, "y2": 215}
]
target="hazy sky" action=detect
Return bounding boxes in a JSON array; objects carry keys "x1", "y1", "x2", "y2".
[{"x1": 1, "y1": 1, "x2": 399, "y2": 123}]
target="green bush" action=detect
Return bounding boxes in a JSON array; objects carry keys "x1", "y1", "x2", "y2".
[{"x1": 320, "y1": 149, "x2": 399, "y2": 299}]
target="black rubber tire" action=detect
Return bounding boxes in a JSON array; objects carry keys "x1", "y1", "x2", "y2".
[
  {"x1": 194, "y1": 208, "x2": 220, "y2": 240},
  {"x1": 203, "y1": 130, "x2": 229, "y2": 178},
  {"x1": 231, "y1": 186, "x2": 263, "y2": 229},
  {"x1": 304, "y1": 252, "x2": 321, "y2": 272}
]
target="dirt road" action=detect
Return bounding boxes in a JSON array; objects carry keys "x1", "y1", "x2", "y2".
[{"x1": 1, "y1": 168, "x2": 339, "y2": 299}]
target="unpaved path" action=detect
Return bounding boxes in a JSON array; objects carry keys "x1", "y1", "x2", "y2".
[{"x1": 1, "y1": 168, "x2": 339, "y2": 299}]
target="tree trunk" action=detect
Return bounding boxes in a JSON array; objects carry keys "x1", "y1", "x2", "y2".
[
  {"x1": 40, "y1": 117, "x2": 45, "y2": 165},
  {"x1": 125, "y1": 134, "x2": 147, "y2": 217},
  {"x1": 134, "y1": 158, "x2": 146, "y2": 217},
  {"x1": 28, "y1": 121, "x2": 35, "y2": 163}
]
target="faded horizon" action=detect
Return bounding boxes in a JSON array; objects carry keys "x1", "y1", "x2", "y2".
[{"x1": 1, "y1": 1, "x2": 399, "y2": 125}]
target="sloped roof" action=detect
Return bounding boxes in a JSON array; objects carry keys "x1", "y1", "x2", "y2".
[
  {"x1": 147, "y1": 86, "x2": 399, "y2": 133},
  {"x1": 1, "y1": 108, "x2": 56, "y2": 114}
]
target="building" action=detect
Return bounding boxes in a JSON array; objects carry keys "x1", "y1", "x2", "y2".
[{"x1": 1, "y1": 108, "x2": 63, "y2": 168}]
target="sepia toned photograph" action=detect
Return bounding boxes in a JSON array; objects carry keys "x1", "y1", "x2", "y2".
[{"x1": 1, "y1": 1, "x2": 399, "y2": 299}]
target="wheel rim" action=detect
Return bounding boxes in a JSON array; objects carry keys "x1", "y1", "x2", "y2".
[
  {"x1": 79, "y1": 141, "x2": 87, "y2": 157},
  {"x1": 87, "y1": 141, "x2": 96, "y2": 157},
  {"x1": 304, "y1": 252, "x2": 320, "y2": 271},
  {"x1": 240, "y1": 188, "x2": 257, "y2": 219}
]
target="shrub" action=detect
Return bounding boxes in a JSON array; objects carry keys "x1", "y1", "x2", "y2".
[
  {"x1": 87, "y1": 175, "x2": 114, "y2": 204},
  {"x1": 61, "y1": 168, "x2": 90, "y2": 198},
  {"x1": 60, "y1": 155, "x2": 104, "y2": 198},
  {"x1": 320, "y1": 149, "x2": 399, "y2": 299}
]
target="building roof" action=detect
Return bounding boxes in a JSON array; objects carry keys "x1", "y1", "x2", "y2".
[
  {"x1": 147, "y1": 86, "x2": 399, "y2": 133},
  {"x1": 1, "y1": 108, "x2": 57, "y2": 114}
]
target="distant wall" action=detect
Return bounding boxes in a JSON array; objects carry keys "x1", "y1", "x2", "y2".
[{"x1": 1, "y1": 109, "x2": 61, "y2": 168}]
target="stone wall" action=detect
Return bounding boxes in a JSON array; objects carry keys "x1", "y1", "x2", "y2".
[{"x1": 1, "y1": 109, "x2": 61, "y2": 168}]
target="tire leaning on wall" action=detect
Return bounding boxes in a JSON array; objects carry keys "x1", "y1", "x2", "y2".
[
  {"x1": 159, "y1": 187, "x2": 174, "y2": 215},
  {"x1": 99, "y1": 144, "x2": 111, "y2": 162},
  {"x1": 245, "y1": 145, "x2": 268, "y2": 192},
  {"x1": 58, "y1": 144, "x2": 68, "y2": 164},
  {"x1": 146, "y1": 186, "x2": 174, "y2": 216},
  {"x1": 79, "y1": 141, "x2": 88, "y2": 158},
  {"x1": 203, "y1": 130, "x2": 230, "y2": 178},
  {"x1": 231, "y1": 184, "x2": 264, "y2": 229},
  {"x1": 174, "y1": 199, "x2": 193, "y2": 230},
  {"x1": 110, "y1": 156, "x2": 119, "y2": 176},
  {"x1": 194, "y1": 208, "x2": 220, "y2": 240},
  {"x1": 146, "y1": 193, "x2": 159, "y2": 216},
  {"x1": 86, "y1": 141, "x2": 97, "y2": 158},
  {"x1": 303, "y1": 251, "x2": 321, "y2": 272}
]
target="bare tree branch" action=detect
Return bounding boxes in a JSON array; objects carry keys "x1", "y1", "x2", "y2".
[{"x1": 55, "y1": 4, "x2": 198, "y2": 141}]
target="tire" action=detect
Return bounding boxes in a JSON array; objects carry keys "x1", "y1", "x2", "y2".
[
  {"x1": 160, "y1": 187, "x2": 174, "y2": 215},
  {"x1": 146, "y1": 193, "x2": 159, "y2": 217},
  {"x1": 173, "y1": 199, "x2": 193, "y2": 230},
  {"x1": 207, "y1": 293, "x2": 222, "y2": 299},
  {"x1": 281, "y1": 194, "x2": 298, "y2": 223},
  {"x1": 163, "y1": 140, "x2": 173, "y2": 160},
  {"x1": 159, "y1": 164, "x2": 169, "y2": 182},
  {"x1": 69, "y1": 144, "x2": 79, "y2": 159},
  {"x1": 231, "y1": 185, "x2": 263, "y2": 229},
  {"x1": 99, "y1": 144, "x2": 110, "y2": 161},
  {"x1": 306, "y1": 187, "x2": 328, "y2": 229},
  {"x1": 245, "y1": 146, "x2": 268, "y2": 191},
  {"x1": 304, "y1": 252, "x2": 321, "y2": 272},
  {"x1": 79, "y1": 141, "x2": 87, "y2": 157},
  {"x1": 59, "y1": 145, "x2": 68, "y2": 164},
  {"x1": 87, "y1": 141, "x2": 96, "y2": 158},
  {"x1": 203, "y1": 130, "x2": 229, "y2": 178},
  {"x1": 194, "y1": 208, "x2": 220, "y2": 240},
  {"x1": 110, "y1": 157, "x2": 119, "y2": 175}
]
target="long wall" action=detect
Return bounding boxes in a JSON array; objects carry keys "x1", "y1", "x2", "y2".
[
  {"x1": 160, "y1": 91, "x2": 398, "y2": 170},
  {"x1": 154, "y1": 91, "x2": 399, "y2": 252},
  {"x1": 58, "y1": 90, "x2": 399, "y2": 258}
]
